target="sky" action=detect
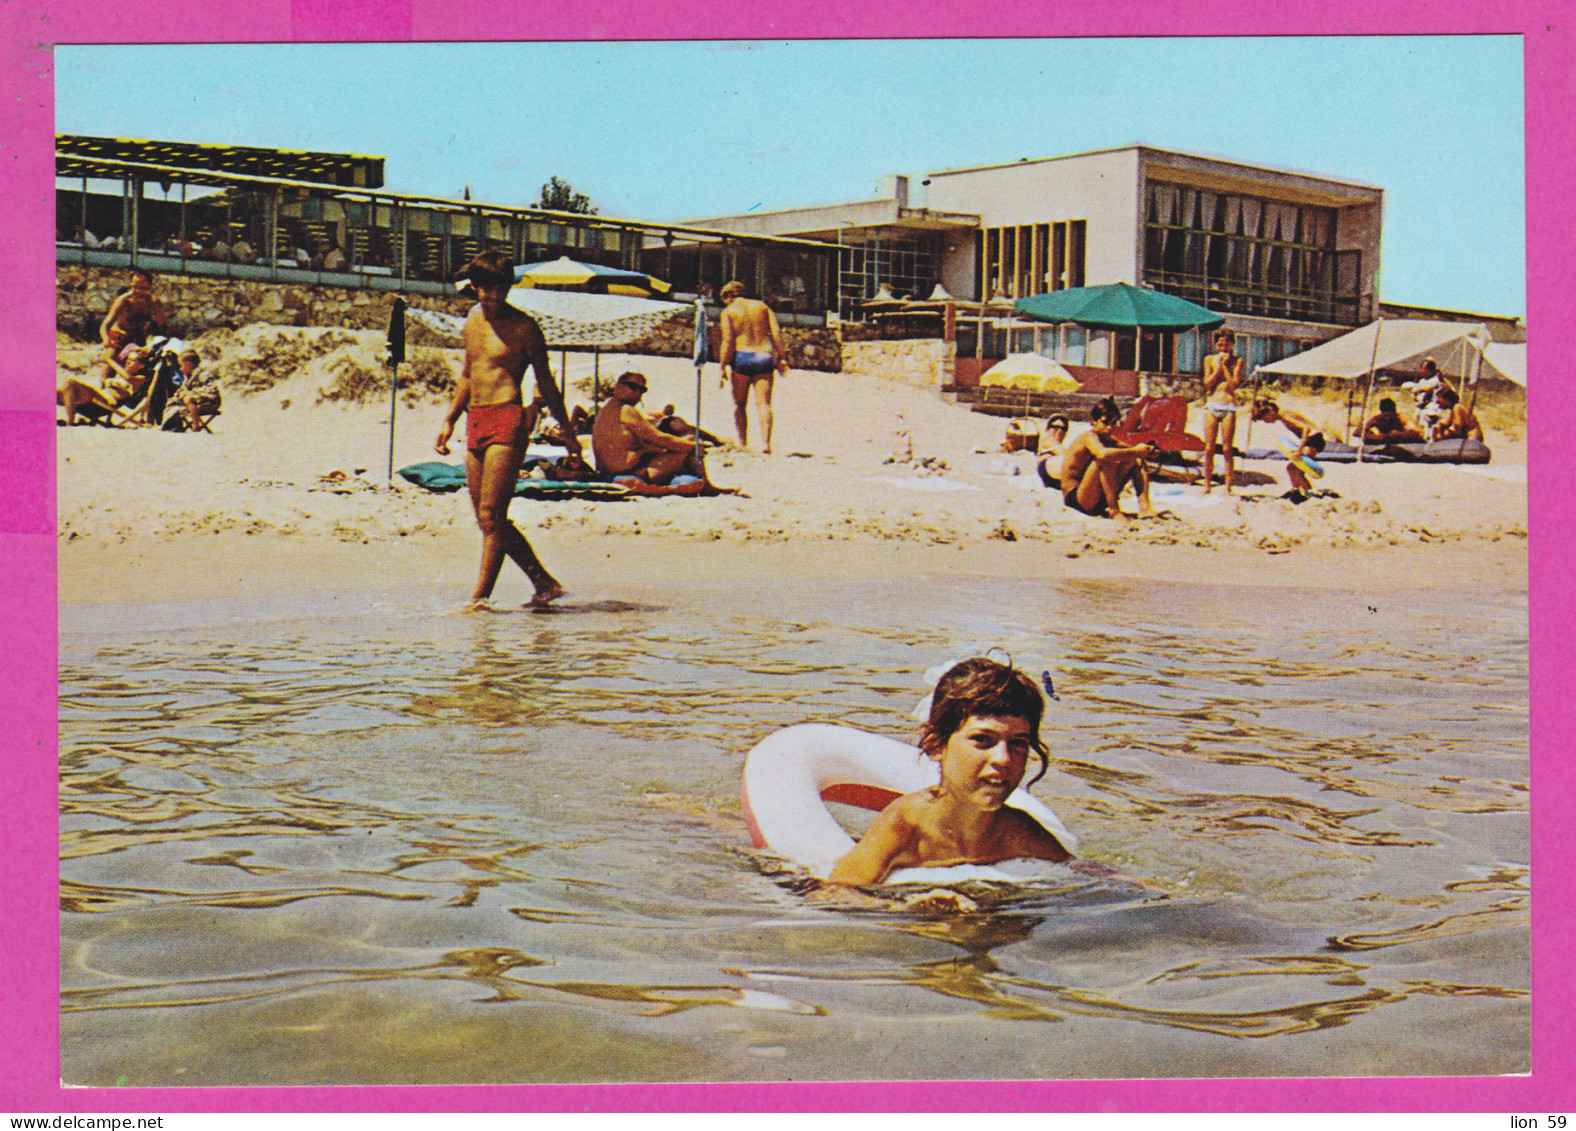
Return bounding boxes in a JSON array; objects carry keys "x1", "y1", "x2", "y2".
[{"x1": 54, "y1": 37, "x2": 1526, "y2": 316}]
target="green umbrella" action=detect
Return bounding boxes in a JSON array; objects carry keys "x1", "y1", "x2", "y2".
[{"x1": 1013, "y1": 282, "x2": 1224, "y2": 331}]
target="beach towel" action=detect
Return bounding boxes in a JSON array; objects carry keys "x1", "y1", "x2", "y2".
[{"x1": 397, "y1": 461, "x2": 630, "y2": 498}]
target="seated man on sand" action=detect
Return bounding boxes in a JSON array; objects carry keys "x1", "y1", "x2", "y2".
[
  {"x1": 1361, "y1": 397, "x2": 1426, "y2": 445},
  {"x1": 1058, "y1": 398, "x2": 1156, "y2": 521},
  {"x1": 1433, "y1": 388, "x2": 1484, "y2": 441},
  {"x1": 592, "y1": 372, "x2": 706, "y2": 485}
]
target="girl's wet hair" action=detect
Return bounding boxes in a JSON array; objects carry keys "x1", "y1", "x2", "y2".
[
  {"x1": 1090, "y1": 395, "x2": 1122, "y2": 425},
  {"x1": 919, "y1": 656, "x2": 1051, "y2": 787},
  {"x1": 463, "y1": 250, "x2": 515, "y2": 289}
]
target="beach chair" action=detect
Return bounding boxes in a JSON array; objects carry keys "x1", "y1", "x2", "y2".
[
  {"x1": 1111, "y1": 395, "x2": 1205, "y2": 454},
  {"x1": 1110, "y1": 394, "x2": 1205, "y2": 483},
  {"x1": 161, "y1": 386, "x2": 222, "y2": 433}
]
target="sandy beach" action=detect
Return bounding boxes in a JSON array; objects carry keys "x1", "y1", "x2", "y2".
[{"x1": 56, "y1": 324, "x2": 1528, "y2": 605}]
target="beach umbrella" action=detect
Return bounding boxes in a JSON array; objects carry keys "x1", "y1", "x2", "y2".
[
  {"x1": 1014, "y1": 282, "x2": 1224, "y2": 332},
  {"x1": 980, "y1": 353, "x2": 1081, "y2": 393},
  {"x1": 513, "y1": 256, "x2": 672, "y2": 298}
]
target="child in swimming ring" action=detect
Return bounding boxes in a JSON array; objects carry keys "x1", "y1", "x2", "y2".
[{"x1": 829, "y1": 657, "x2": 1075, "y2": 886}]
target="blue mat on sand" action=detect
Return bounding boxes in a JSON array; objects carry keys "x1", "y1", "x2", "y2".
[
  {"x1": 1245, "y1": 441, "x2": 1390, "y2": 464},
  {"x1": 1245, "y1": 439, "x2": 1490, "y2": 465},
  {"x1": 398, "y1": 461, "x2": 629, "y2": 498}
]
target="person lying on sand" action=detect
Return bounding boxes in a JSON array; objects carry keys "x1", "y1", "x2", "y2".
[
  {"x1": 653, "y1": 403, "x2": 726, "y2": 447},
  {"x1": 1361, "y1": 397, "x2": 1426, "y2": 445},
  {"x1": 1057, "y1": 398, "x2": 1157, "y2": 521},
  {"x1": 434, "y1": 250, "x2": 583, "y2": 609},
  {"x1": 592, "y1": 371, "x2": 707, "y2": 485},
  {"x1": 1433, "y1": 388, "x2": 1484, "y2": 441}
]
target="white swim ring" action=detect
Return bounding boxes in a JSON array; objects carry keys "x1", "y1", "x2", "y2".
[{"x1": 740, "y1": 723, "x2": 1078, "y2": 884}]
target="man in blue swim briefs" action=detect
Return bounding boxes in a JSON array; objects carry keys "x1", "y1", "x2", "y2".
[
  {"x1": 718, "y1": 280, "x2": 788, "y2": 454},
  {"x1": 434, "y1": 251, "x2": 583, "y2": 608}
]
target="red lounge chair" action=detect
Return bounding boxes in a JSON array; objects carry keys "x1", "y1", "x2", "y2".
[{"x1": 1111, "y1": 395, "x2": 1205, "y2": 453}]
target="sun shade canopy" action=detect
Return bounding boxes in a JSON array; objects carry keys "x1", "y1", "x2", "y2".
[
  {"x1": 1258, "y1": 319, "x2": 1513, "y2": 383},
  {"x1": 1014, "y1": 282, "x2": 1225, "y2": 332},
  {"x1": 56, "y1": 134, "x2": 384, "y2": 188}
]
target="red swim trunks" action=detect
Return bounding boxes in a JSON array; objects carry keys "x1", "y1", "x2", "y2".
[{"x1": 466, "y1": 401, "x2": 530, "y2": 456}]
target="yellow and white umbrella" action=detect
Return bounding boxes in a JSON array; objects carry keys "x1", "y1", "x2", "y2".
[
  {"x1": 980, "y1": 353, "x2": 1082, "y2": 393},
  {"x1": 512, "y1": 255, "x2": 672, "y2": 297}
]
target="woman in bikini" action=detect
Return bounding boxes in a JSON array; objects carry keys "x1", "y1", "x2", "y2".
[{"x1": 1200, "y1": 327, "x2": 1246, "y2": 495}]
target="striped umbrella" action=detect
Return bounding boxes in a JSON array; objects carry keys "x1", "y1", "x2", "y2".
[{"x1": 513, "y1": 255, "x2": 672, "y2": 298}]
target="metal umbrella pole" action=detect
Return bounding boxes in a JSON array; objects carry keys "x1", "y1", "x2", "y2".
[
  {"x1": 693, "y1": 293, "x2": 710, "y2": 473},
  {"x1": 386, "y1": 297, "x2": 407, "y2": 484},
  {"x1": 1457, "y1": 327, "x2": 1488, "y2": 460},
  {"x1": 1354, "y1": 319, "x2": 1384, "y2": 462}
]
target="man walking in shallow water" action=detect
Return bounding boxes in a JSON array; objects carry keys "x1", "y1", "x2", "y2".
[{"x1": 434, "y1": 251, "x2": 583, "y2": 608}]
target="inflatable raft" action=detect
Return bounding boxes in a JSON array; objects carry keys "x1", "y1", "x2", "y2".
[{"x1": 741, "y1": 723, "x2": 1077, "y2": 884}]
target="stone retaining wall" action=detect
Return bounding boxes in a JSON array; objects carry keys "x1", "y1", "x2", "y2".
[
  {"x1": 56, "y1": 266, "x2": 841, "y2": 370},
  {"x1": 839, "y1": 338, "x2": 956, "y2": 386}
]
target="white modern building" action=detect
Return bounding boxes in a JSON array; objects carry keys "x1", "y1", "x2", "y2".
[{"x1": 693, "y1": 144, "x2": 1387, "y2": 378}]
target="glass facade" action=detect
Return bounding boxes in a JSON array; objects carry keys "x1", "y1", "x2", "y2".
[
  {"x1": 56, "y1": 159, "x2": 835, "y2": 313},
  {"x1": 976, "y1": 220, "x2": 1086, "y2": 301},
  {"x1": 1142, "y1": 181, "x2": 1362, "y2": 326}
]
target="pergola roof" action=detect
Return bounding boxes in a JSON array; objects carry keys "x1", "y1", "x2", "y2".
[{"x1": 56, "y1": 134, "x2": 385, "y2": 188}]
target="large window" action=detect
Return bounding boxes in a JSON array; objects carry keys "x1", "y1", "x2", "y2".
[
  {"x1": 1143, "y1": 182, "x2": 1361, "y2": 325},
  {"x1": 977, "y1": 220, "x2": 1085, "y2": 300}
]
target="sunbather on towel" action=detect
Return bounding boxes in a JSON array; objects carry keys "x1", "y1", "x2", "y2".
[{"x1": 592, "y1": 372, "x2": 706, "y2": 485}]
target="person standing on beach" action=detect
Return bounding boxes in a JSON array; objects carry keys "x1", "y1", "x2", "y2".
[
  {"x1": 718, "y1": 280, "x2": 787, "y2": 453},
  {"x1": 1200, "y1": 327, "x2": 1246, "y2": 494},
  {"x1": 100, "y1": 269, "x2": 168, "y2": 347},
  {"x1": 434, "y1": 251, "x2": 583, "y2": 608}
]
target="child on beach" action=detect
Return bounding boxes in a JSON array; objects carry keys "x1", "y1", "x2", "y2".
[
  {"x1": 1252, "y1": 397, "x2": 1326, "y2": 503},
  {"x1": 828, "y1": 657, "x2": 1074, "y2": 887}
]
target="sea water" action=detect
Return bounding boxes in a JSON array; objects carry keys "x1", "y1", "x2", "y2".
[{"x1": 59, "y1": 575, "x2": 1528, "y2": 1085}]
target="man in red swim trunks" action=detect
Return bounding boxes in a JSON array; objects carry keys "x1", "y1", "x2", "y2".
[{"x1": 435, "y1": 251, "x2": 583, "y2": 607}]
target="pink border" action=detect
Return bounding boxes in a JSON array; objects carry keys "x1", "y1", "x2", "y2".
[{"x1": 4, "y1": 0, "x2": 1567, "y2": 1114}]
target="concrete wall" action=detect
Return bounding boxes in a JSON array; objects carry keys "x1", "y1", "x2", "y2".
[
  {"x1": 1337, "y1": 200, "x2": 1384, "y2": 323},
  {"x1": 926, "y1": 149, "x2": 1144, "y2": 293},
  {"x1": 840, "y1": 338, "x2": 956, "y2": 386},
  {"x1": 55, "y1": 265, "x2": 842, "y2": 370},
  {"x1": 56, "y1": 266, "x2": 470, "y2": 341}
]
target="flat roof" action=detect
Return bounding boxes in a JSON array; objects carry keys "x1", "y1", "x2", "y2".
[
  {"x1": 54, "y1": 152, "x2": 833, "y2": 251},
  {"x1": 56, "y1": 134, "x2": 386, "y2": 189},
  {"x1": 927, "y1": 143, "x2": 1382, "y2": 196}
]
